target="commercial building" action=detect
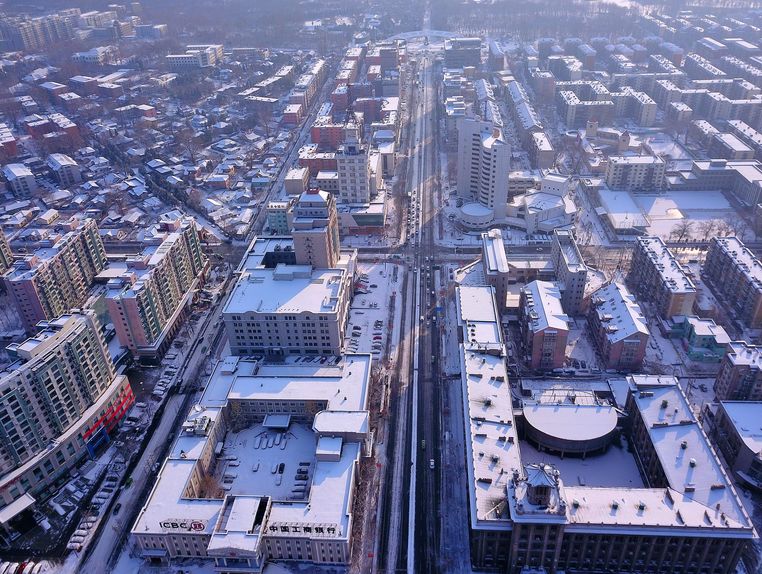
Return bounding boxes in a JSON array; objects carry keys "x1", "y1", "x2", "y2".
[
  {"x1": 3, "y1": 219, "x2": 107, "y2": 332},
  {"x1": 605, "y1": 155, "x2": 666, "y2": 192},
  {"x1": 2, "y1": 164, "x2": 37, "y2": 197},
  {"x1": 131, "y1": 353, "x2": 371, "y2": 569},
  {"x1": 549, "y1": 230, "x2": 587, "y2": 316},
  {"x1": 518, "y1": 280, "x2": 570, "y2": 370},
  {"x1": 456, "y1": 118, "x2": 511, "y2": 222},
  {"x1": 588, "y1": 282, "x2": 649, "y2": 370},
  {"x1": 105, "y1": 218, "x2": 207, "y2": 361},
  {"x1": 705, "y1": 401, "x2": 762, "y2": 490},
  {"x1": 703, "y1": 237, "x2": 762, "y2": 328},
  {"x1": 715, "y1": 342, "x2": 762, "y2": 401},
  {"x1": 505, "y1": 175, "x2": 576, "y2": 235},
  {"x1": 458, "y1": 286, "x2": 755, "y2": 573},
  {"x1": 166, "y1": 44, "x2": 223, "y2": 70},
  {"x1": 0, "y1": 312, "x2": 133, "y2": 519},
  {"x1": 291, "y1": 189, "x2": 341, "y2": 270},
  {"x1": 223, "y1": 235, "x2": 355, "y2": 357},
  {"x1": 627, "y1": 237, "x2": 696, "y2": 319}
]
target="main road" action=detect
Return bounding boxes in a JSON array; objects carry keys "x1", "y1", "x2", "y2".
[{"x1": 376, "y1": 31, "x2": 443, "y2": 571}]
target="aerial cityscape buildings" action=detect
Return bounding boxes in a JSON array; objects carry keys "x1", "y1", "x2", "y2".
[{"x1": 1, "y1": 1, "x2": 762, "y2": 574}]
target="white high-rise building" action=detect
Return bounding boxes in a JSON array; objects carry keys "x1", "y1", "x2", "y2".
[
  {"x1": 336, "y1": 129, "x2": 371, "y2": 204},
  {"x1": 456, "y1": 118, "x2": 511, "y2": 220}
]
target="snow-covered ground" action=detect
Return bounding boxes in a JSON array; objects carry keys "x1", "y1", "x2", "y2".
[
  {"x1": 344, "y1": 262, "x2": 402, "y2": 361},
  {"x1": 565, "y1": 323, "x2": 601, "y2": 371},
  {"x1": 642, "y1": 134, "x2": 693, "y2": 160}
]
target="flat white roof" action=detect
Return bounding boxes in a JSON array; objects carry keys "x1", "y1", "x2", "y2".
[
  {"x1": 132, "y1": 354, "x2": 371, "y2": 544},
  {"x1": 457, "y1": 286, "x2": 522, "y2": 529},
  {"x1": 719, "y1": 401, "x2": 762, "y2": 455},
  {"x1": 523, "y1": 404, "x2": 618, "y2": 442},
  {"x1": 481, "y1": 229, "x2": 509, "y2": 274},
  {"x1": 629, "y1": 376, "x2": 751, "y2": 530},
  {"x1": 223, "y1": 257, "x2": 351, "y2": 315}
]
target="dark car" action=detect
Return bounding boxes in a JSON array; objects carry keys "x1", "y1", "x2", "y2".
[{"x1": 113, "y1": 503, "x2": 122, "y2": 516}]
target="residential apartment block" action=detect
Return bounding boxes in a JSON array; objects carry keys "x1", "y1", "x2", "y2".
[
  {"x1": 46, "y1": 153, "x2": 81, "y2": 187},
  {"x1": 336, "y1": 130, "x2": 372, "y2": 204},
  {"x1": 703, "y1": 236, "x2": 762, "y2": 328},
  {"x1": 3, "y1": 219, "x2": 107, "y2": 332},
  {"x1": 550, "y1": 230, "x2": 587, "y2": 316},
  {"x1": 588, "y1": 282, "x2": 649, "y2": 370},
  {"x1": 715, "y1": 341, "x2": 762, "y2": 401},
  {"x1": 519, "y1": 280, "x2": 570, "y2": 370},
  {"x1": 0, "y1": 312, "x2": 133, "y2": 516},
  {"x1": 627, "y1": 236, "x2": 696, "y2": 318},
  {"x1": 2, "y1": 164, "x2": 38, "y2": 196},
  {"x1": 706, "y1": 401, "x2": 762, "y2": 490},
  {"x1": 105, "y1": 218, "x2": 207, "y2": 360},
  {"x1": 605, "y1": 155, "x2": 666, "y2": 192}
]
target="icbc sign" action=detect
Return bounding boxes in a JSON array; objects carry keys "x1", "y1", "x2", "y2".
[{"x1": 159, "y1": 519, "x2": 207, "y2": 532}]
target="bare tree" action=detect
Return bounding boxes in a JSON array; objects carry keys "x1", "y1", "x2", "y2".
[
  {"x1": 671, "y1": 220, "x2": 694, "y2": 242},
  {"x1": 176, "y1": 128, "x2": 201, "y2": 164},
  {"x1": 697, "y1": 220, "x2": 717, "y2": 242},
  {"x1": 716, "y1": 218, "x2": 733, "y2": 237}
]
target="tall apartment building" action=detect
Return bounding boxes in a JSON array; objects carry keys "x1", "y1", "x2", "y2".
[
  {"x1": 0, "y1": 231, "x2": 13, "y2": 276},
  {"x1": 2, "y1": 164, "x2": 38, "y2": 197},
  {"x1": 519, "y1": 280, "x2": 570, "y2": 370},
  {"x1": 456, "y1": 118, "x2": 511, "y2": 220},
  {"x1": 336, "y1": 130, "x2": 372, "y2": 204},
  {"x1": 715, "y1": 341, "x2": 762, "y2": 401},
  {"x1": 588, "y1": 282, "x2": 649, "y2": 370},
  {"x1": 627, "y1": 236, "x2": 696, "y2": 318},
  {"x1": 106, "y1": 219, "x2": 207, "y2": 360},
  {"x1": 3, "y1": 219, "x2": 107, "y2": 332},
  {"x1": 291, "y1": 189, "x2": 341, "y2": 269},
  {"x1": 703, "y1": 237, "x2": 762, "y2": 328},
  {"x1": 0, "y1": 312, "x2": 133, "y2": 516},
  {"x1": 550, "y1": 230, "x2": 587, "y2": 315},
  {"x1": 46, "y1": 153, "x2": 81, "y2": 187},
  {"x1": 605, "y1": 155, "x2": 666, "y2": 192}
]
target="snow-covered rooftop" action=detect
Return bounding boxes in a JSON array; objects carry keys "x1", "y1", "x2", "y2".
[
  {"x1": 590, "y1": 282, "x2": 649, "y2": 343},
  {"x1": 521, "y1": 280, "x2": 570, "y2": 333}
]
